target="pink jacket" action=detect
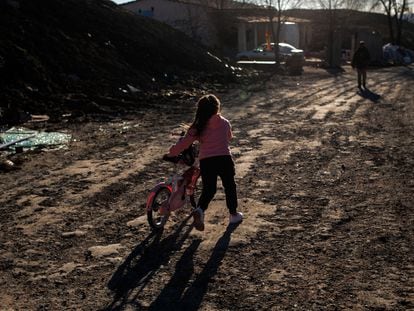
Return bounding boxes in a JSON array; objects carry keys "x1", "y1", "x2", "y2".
[{"x1": 169, "y1": 114, "x2": 233, "y2": 160}]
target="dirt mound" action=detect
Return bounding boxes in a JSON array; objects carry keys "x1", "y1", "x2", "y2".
[{"x1": 0, "y1": 0, "x2": 235, "y2": 116}]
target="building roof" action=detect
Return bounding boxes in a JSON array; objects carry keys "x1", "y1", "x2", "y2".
[
  {"x1": 120, "y1": 0, "x2": 309, "y2": 24},
  {"x1": 237, "y1": 15, "x2": 310, "y2": 24},
  {"x1": 120, "y1": 0, "x2": 260, "y2": 9}
]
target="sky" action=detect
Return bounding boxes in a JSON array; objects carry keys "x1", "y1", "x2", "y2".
[
  {"x1": 110, "y1": 0, "x2": 413, "y2": 12},
  {"x1": 112, "y1": 0, "x2": 131, "y2": 4}
]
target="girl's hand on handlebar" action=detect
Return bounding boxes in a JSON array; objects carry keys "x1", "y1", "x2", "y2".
[{"x1": 163, "y1": 154, "x2": 180, "y2": 163}]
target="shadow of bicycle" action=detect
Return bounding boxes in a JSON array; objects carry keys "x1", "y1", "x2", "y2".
[
  {"x1": 104, "y1": 219, "x2": 240, "y2": 311},
  {"x1": 148, "y1": 222, "x2": 241, "y2": 311},
  {"x1": 104, "y1": 216, "x2": 193, "y2": 310}
]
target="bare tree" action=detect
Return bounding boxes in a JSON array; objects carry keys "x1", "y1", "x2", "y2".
[
  {"x1": 371, "y1": 0, "x2": 410, "y2": 44},
  {"x1": 259, "y1": 0, "x2": 303, "y2": 66},
  {"x1": 303, "y1": 0, "x2": 372, "y2": 9},
  {"x1": 314, "y1": 0, "x2": 370, "y2": 66},
  {"x1": 314, "y1": 1, "x2": 345, "y2": 67},
  {"x1": 342, "y1": 0, "x2": 369, "y2": 10},
  {"x1": 316, "y1": 0, "x2": 371, "y2": 10}
]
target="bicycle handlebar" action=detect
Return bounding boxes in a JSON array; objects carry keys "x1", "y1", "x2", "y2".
[
  {"x1": 163, "y1": 132, "x2": 197, "y2": 166},
  {"x1": 172, "y1": 131, "x2": 186, "y2": 136},
  {"x1": 162, "y1": 154, "x2": 181, "y2": 164}
]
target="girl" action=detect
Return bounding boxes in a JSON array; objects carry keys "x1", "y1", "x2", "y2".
[{"x1": 166, "y1": 94, "x2": 243, "y2": 231}]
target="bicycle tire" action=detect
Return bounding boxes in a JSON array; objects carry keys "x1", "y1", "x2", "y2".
[{"x1": 147, "y1": 186, "x2": 171, "y2": 230}]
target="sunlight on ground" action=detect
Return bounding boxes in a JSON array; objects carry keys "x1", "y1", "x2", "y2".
[{"x1": 190, "y1": 199, "x2": 276, "y2": 250}]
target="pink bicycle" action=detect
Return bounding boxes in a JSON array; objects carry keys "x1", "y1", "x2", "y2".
[{"x1": 146, "y1": 139, "x2": 202, "y2": 230}]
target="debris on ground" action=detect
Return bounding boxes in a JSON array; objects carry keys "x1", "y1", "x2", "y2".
[
  {"x1": 383, "y1": 43, "x2": 414, "y2": 65},
  {"x1": 0, "y1": 158, "x2": 15, "y2": 172},
  {"x1": 0, "y1": 127, "x2": 72, "y2": 152}
]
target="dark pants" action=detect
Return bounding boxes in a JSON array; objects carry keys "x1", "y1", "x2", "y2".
[
  {"x1": 198, "y1": 155, "x2": 238, "y2": 214},
  {"x1": 357, "y1": 67, "x2": 367, "y2": 87}
]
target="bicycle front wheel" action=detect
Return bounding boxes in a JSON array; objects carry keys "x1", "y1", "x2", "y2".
[{"x1": 147, "y1": 186, "x2": 171, "y2": 230}]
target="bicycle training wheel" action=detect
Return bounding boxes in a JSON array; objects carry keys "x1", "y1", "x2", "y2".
[
  {"x1": 147, "y1": 186, "x2": 171, "y2": 229},
  {"x1": 189, "y1": 177, "x2": 203, "y2": 208}
]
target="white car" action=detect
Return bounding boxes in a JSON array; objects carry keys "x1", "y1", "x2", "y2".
[{"x1": 236, "y1": 42, "x2": 304, "y2": 63}]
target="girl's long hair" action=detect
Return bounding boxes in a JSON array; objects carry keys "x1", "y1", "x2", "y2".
[{"x1": 190, "y1": 94, "x2": 220, "y2": 136}]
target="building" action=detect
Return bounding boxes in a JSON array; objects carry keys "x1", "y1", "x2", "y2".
[
  {"x1": 121, "y1": 0, "x2": 217, "y2": 46},
  {"x1": 120, "y1": 0, "x2": 309, "y2": 58}
]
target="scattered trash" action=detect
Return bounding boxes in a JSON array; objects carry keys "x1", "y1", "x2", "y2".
[
  {"x1": 383, "y1": 43, "x2": 414, "y2": 65},
  {"x1": 26, "y1": 85, "x2": 38, "y2": 92},
  {"x1": 0, "y1": 159, "x2": 15, "y2": 171},
  {"x1": 126, "y1": 84, "x2": 140, "y2": 93},
  {"x1": 0, "y1": 133, "x2": 36, "y2": 151},
  {"x1": 207, "y1": 51, "x2": 222, "y2": 63},
  {"x1": 30, "y1": 115, "x2": 50, "y2": 123},
  {"x1": 0, "y1": 127, "x2": 72, "y2": 151}
]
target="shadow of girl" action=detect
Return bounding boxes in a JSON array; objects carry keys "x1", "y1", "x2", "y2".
[
  {"x1": 105, "y1": 216, "x2": 193, "y2": 310},
  {"x1": 149, "y1": 223, "x2": 240, "y2": 311},
  {"x1": 148, "y1": 239, "x2": 201, "y2": 310}
]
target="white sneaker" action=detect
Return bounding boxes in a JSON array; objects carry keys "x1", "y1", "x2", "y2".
[
  {"x1": 192, "y1": 207, "x2": 204, "y2": 231},
  {"x1": 229, "y1": 212, "x2": 243, "y2": 224}
]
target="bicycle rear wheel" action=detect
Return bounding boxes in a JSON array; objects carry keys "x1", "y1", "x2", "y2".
[{"x1": 147, "y1": 186, "x2": 171, "y2": 230}]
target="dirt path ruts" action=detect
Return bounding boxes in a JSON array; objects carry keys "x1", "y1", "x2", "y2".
[{"x1": 0, "y1": 65, "x2": 413, "y2": 310}]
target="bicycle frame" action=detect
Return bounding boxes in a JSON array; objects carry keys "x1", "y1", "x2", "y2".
[
  {"x1": 146, "y1": 164, "x2": 200, "y2": 215},
  {"x1": 146, "y1": 138, "x2": 201, "y2": 229}
]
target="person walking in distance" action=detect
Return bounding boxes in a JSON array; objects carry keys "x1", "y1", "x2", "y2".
[
  {"x1": 165, "y1": 94, "x2": 243, "y2": 231},
  {"x1": 352, "y1": 41, "x2": 371, "y2": 89}
]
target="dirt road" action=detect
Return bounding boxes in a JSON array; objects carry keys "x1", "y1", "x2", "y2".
[{"x1": 0, "y1": 65, "x2": 413, "y2": 310}]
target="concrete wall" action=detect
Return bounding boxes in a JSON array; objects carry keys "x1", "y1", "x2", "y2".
[
  {"x1": 280, "y1": 22, "x2": 300, "y2": 48},
  {"x1": 237, "y1": 21, "x2": 301, "y2": 52}
]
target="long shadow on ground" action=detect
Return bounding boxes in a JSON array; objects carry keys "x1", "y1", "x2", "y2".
[
  {"x1": 104, "y1": 219, "x2": 240, "y2": 310},
  {"x1": 148, "y1": 223, "x2": 241, "y2": 311},
  {"x1": 104, "y1": 216, "x2": 193, "y2": 310},
  {"x1": 357, "y1": 87, "x2": 381, "y2": 102}
]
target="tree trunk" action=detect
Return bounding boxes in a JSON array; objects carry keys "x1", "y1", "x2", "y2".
[
  {"x1": 394, "y1": 0, "x2": 407, "y2": 45},
  {"x1": 327, "y1": 7, "x2": 335, "y2": 67},
  {"x1": 268, "y1": 13, "x2": 280, "y2": 68},
  {"x1": 387, "y1": 10, "x2": 395, "y2": 43},
  {"x1": 380, "y1": 0, "x2": 395, "y2": 43},
  {"x1": 274, "y1": 10, "x2": 282, "y2": 65}
]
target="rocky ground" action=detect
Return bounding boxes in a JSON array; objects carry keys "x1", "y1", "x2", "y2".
[{"x1": 0, "y1": 65, "x2": 413, "y2": 310}]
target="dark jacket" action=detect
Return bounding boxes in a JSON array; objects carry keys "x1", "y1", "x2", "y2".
[{"x1": 352, "y1": 46, "x2": 370, "y2": 69}]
